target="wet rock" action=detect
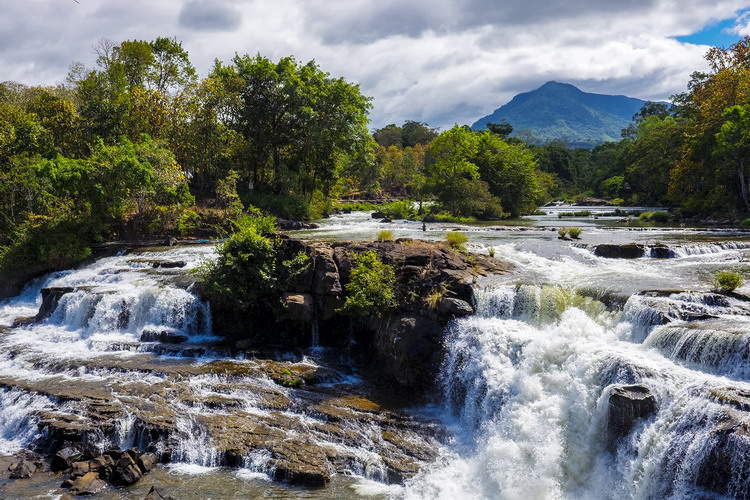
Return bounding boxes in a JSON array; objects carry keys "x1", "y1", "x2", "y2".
[
  {"x1": 10, "y1": 316, "x2": 36, "y2": 328},
  {"x1": 381, "y1": 217, "x2": 393, "y2": 223},
  {"x1": 649, "y1": 244, "x2": 676, "y2": 259},
  {"x1": 138, "y1": 452, "x2": 158, "y2": 473},
  {"x1": 110, "y1": 451, "x2": 143, "y2": 486},
  {"x1": 281, "y1": 293, "x2": 314, "y2": 323},
  {"x1": 694, "y1": 406, "x2": 750, "y2": 496},
  {"x1": 128, "y1": 258, "x2": 187, "y2": 269},
  {"x1": 375, "y1": 314, "x2": 444, "y2": 389},
  {"x1": 276, "y1": 219, "x2": 319, "y2": 230},
  {"x1": 145, "y1": 486, "x2": 175, "y2": 500},
  {"x1": 37, "y1": 287, "x2": 76, "y2": 321},
  {"x1": 63, "y1": 471, "x2": 107, "y2": 495},
  {"x1": 312, "y1": 245, "x2": 342, "y2": 297},
  {"x1": 140, "y1": 329, "x2": 188, "y2": 344},
  {"x1": 607, "y1": 384, "x2": 657, "y2": 442},
  {"x1": 594, "y1": 244, "x2": 645, "y2": 259},
  {"x1": 8, "y1": 457, "x2": 38, "y2": 479},
  {"x1": 52, "y1": 446, "x2": 84, "y2": 471},
  {"x1": 371, "y1": 211, "x2": 386, "y2": 219},
  {"x1": 437, "y1": 297, "x2": 474, "y2": 317}
]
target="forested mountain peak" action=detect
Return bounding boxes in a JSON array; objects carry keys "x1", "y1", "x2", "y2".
[{"x1": 471, "y1": 81, "x2": 650, "y2": 147}]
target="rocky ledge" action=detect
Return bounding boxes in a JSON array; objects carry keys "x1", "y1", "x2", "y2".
[{"x1": 207, "y1": 237, "x2": 511, "y2": 393}]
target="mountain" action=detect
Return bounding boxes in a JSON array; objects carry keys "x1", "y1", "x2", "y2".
[{"x1": 471, "y1": 81, "x2": 651, "y2": 147}]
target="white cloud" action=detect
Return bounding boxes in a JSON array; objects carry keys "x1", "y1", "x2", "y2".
[{"x1": 1, "y1": 0, "x2": 749, "y2": 128}]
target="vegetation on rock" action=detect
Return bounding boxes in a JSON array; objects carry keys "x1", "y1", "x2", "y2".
[
  {"x1": 712, "y1": 271, "x2": 744, "y2": 292},
  {"x1": 339, "y1": 250, "x2": 396, "y2": 317}
]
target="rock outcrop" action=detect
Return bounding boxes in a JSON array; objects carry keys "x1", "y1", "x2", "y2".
[
  {"x1": 594, "y1": 243, "x2": 645, "y2": 259},
  {"x1": 606, "y1": 384, "x2": 657, "y2": 443},
  {"x1": 207, "y1": 237, "x2": 510, "y2": 393}
]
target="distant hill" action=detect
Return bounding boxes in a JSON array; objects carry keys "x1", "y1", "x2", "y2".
[{"x1": 471, "y1": 81, "x2": 653, "y2": 147}]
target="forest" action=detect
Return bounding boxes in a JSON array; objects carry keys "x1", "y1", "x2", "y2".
[{"x1": 2, "y1": 36, "x2": 750, "y2": 277}]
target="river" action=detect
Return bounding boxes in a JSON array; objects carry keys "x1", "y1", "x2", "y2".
[{"x1": 2, "y1": 208, "x2": 750, "y2": 499}]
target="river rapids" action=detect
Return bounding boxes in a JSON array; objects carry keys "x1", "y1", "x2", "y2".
[{"x1": 2, "y1": 209, "x2": 750, "y2": 498}]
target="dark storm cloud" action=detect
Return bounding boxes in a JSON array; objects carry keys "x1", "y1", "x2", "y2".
[
  {"x1": 306, "y1": 0, "x2": 658, "y2": 44},
  {"x1": 178, "y1": 0, "x2": 242, "y2": 32}
]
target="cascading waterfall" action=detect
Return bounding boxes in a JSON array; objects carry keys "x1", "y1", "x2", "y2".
[{"x1": 405, "y1": 283, "x2": 750, "y2": 500}]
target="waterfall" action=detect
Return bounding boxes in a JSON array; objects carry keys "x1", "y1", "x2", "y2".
[{"x1": 405, "y1": 283, "x2": 750, "y2": 499}]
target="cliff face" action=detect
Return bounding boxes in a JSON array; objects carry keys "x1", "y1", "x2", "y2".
[{"x1": 207, "y1": 237, "x2": 512, "y2": 393}]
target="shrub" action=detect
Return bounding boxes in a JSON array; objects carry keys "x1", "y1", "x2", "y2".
[
  {"x1": 488, "y1": 247, "x2": 496, "y2": 257},
  {"x1": 380, "y1": 200, "x2": 416, "y2": 220},
  {"x1": 445, "y1": 232, "x2": 469, "y2": 251},
  {"x1": 611, "y1": 198, "x2": 625, "y2": 206},
  {"x1": 568, "y1": 227, "x2": 582, "y2": 239},
  {"x1": 426, "y1": 284, "x2": 448, "y2": 310},
  {"x1": 376, "y1": 230, "x2": 394, "y2": 242},
  {"x1": 639, "y1": 210, "x2": 671, "y2": 223},
  {"x1": 557, "y1": 228, "x2": 568, "y2": 239},
  {"x1": 712, "y1": 271, "x2": 744, "y2": 292},
  {"x1": 741, "y1": 218, "x2": 750, "y2": 229},
  {"x1": 339, "y1": 251, "x2": 396, "y2": 317},
  {"x1": 196, "y1": 215, "x2": 303, "y2": 310}
]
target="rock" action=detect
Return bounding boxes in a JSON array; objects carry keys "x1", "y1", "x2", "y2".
[
  {"x1": 138, "y1": 452, "x2": 158, "y2": 473},
  {"x1": 64, "y1": 471, "x2": 107, "y2": 495},
  {"x1": 594, "y1": 244, "x2": 645, "y2": 259},
  {"x1": 110, "y1": 452, "x2": 143, "y2": 486},
  {"x1": 276, "y1": 219, "x2": 319, "y2": 230},
  {"x1": 607, "y1": 384, "x2": 657, "y2": 442},
  {"x1": 649, "y1": 244, "x2": 676, "y2": 259},
  {"x1": 381, "y1": 217, "x2": 393, "y2": 223},
  {"x1": 312, "y1": 246, "x2": 342, "y2": 296},
  {"x1": 437, "y1": 298, "x2": 474, "y2": 317},
  {"x1": 140, "y1": 329, "x2": 188, "y2": 344},
  {"x1": 145, "y1": 486, "x2": 175, "y2": 500},
  {"x1": 371, "y1": 211, "x2": 386, "y2": 219},
  {"x1": 281, "y1": 293, "x2": 314, "y2": 323},
  {"x1": 10, "y1": 316, "x2": 36, "y2": 328},
  {"x1": 375, "y1": 314, "x2": 444, "y2": 389},
  {"x1": 37, "y1": 287, "x2": 76, "y2": 322},
  {"x1": 8, "y1": 458, "x2": 37, "y2": 479},
  {"x1": 52, "y1": 446, "x2": 84, "y2": 471}
]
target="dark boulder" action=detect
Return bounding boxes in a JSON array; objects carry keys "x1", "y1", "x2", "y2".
[
  {"x1": 110, "y1": 452, "x2": 143, "y2": 486},
  {"x1": 37, "y1": 287, "x2": 76, "y2": 322},
  {"x1": 381, "y1": 217, "x2": 393, "y2": 223},
  {"x1": 281, "y1": 293, "x2": 314, "y2": 323},
  {"x1": 594, "y1": 244, "x2": 645, "y2": 259},
  {"x1": 375, "y1": 314, "x2": 444, "y2": 389},
  {"x1": 649, "y1": 244, "x2": 676, "y2": 259},
  {"x1": 52, "y1": 446, "x2": 84, "y2": 471},
  {"x1": 607, "y1": 384, "x2": 657, "y2": 442},
  {"x1": 437, "y1": 298, "x2": 474, "y2": 317},
  {"x1": 372, "y1": 211, "x2": 386, "y2": 219},
  {"x1": 276, "y1": 219, "x2": 319, "y2": 231},
  {"x1": 140, "y1": 329, "x2": 188, "y2": 344}
]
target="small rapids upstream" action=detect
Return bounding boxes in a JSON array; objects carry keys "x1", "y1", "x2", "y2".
[{"x1": 4, "y1": 213, "x2": 750, "y2": 498}]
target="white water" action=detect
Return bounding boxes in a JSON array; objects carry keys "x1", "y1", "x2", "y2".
[{"x1": 3, "y1": 214, "x2": 750, "y2": 498}]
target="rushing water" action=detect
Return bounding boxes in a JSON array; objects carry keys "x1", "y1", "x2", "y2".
[{"x1": 3, "y1": 210, "x2": 750, "y2": 498}]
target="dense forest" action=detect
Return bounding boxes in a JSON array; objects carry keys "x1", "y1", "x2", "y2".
[{"x1": 3, "y1": 36, "x2": 750, "y2": 278}]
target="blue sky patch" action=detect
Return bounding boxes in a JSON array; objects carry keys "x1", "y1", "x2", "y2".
[{"x1": 675, "y1": 10, "x2": 748, "y2": 47}]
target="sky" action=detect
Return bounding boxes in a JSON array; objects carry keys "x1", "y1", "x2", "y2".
[{"x1": 2, "y1": 0, "x2": 750, "y2": 129}]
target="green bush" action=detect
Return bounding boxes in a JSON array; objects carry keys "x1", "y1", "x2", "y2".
[
  {"x1": 741, "y1": 218, "x2": 750, "y2": 229},
  {"x1": 339, "y1": 250, "x2": 396, "y2": 317},
  {"x1": 196, "y1": 215, "x2": 307, "y2": 311},
  {"x1": 568, "y1": 227, "x2": 582, "y2": 239},
  {"x1": 488, "y1": 247, "x2": 496, "y2": 257},
  {"x1": 380, "y1": 200, "x2": 416, "y2": 219},
  {"x1": 639, "y1": 210, "x2": 671, "y2": 223},
  {"x1": 446, "y1": 232, "x2": 469, "y2": 251},
  {"x1": 376, "y1": 230, "x2": 394, "y2": 242},
  {"x1": 422, "y1": 211, "x2": 475, "y2": 223},
  {"x1": 713, "y1": 271, "x2": 744, "y2": 292}
]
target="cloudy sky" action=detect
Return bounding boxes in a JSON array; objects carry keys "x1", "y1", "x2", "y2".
[{"x1": 2, "y1": 0, "x2": 750, "y2": 129}]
